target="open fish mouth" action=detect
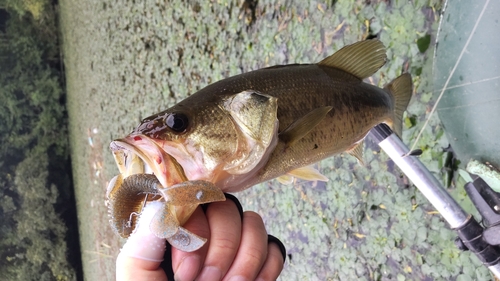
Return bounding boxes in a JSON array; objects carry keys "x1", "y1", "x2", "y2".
[
  {"x1": 106, "y1": 134, "x2": 225, "y2": 252},
  {"x1": 110, "y1": 134, "x2": 187, "y2": 188}
]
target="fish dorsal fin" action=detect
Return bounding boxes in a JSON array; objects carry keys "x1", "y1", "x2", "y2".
[
  {"x1": 347, "y1": 141, "x2": 365, "y2": 165},
  {"x1": 318, "y1": 40, "x2": 387, "y2": 79},
  {"x1": 279, "y1": 106, "x2": 333, "y2": 146},
  {"x1": 222, "y1": 90, "x2": 279, "y2": 174}
]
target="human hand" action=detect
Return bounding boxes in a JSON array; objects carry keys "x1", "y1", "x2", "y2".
[{"x1": 116, "y1": 194, "x2": 286, "y2": 281}]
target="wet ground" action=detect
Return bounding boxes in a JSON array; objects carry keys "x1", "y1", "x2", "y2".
[{"x1": 59, "y1": 0, "x2": 491, "y2": 280}]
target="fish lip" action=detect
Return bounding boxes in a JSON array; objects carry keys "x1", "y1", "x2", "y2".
[
  {"x1": 107, "y1": 134, "x2": 188, "y2": 239},
  {"x1": 110, "y1": 134, "x2": 186, "y2": 188}
]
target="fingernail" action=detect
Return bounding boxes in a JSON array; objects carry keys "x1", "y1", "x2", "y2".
[
  {"x1": 227, "y1": 276, "x2": 249, "y2": 281},
  {"x1": 174, "y1": 256, "x2": 200, "y2": 281},
  {"x1": 196, "y1": 266, "x2": 222, "y2": 280}
]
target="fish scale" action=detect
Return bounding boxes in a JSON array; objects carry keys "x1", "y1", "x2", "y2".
[{"x1": 201, "y1": 65, "x2": 396, "y2": 188}]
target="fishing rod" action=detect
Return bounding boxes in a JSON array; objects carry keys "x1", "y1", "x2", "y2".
[{"x1": 369, "y1": 123, "x2": 500, "y2": 279}]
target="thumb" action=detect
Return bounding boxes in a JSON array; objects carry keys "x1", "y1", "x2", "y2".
[{"x1": 116, "y1": 201, "x2": 168, "y2": 281}]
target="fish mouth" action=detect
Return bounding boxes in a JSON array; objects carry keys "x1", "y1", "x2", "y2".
[
  {"x1": 110, "y1": 134, "x2": 187, "y2": 188},
  {"x1": 107, "y1": 134, "x2": 226, "y2": 252},
  {"x1": 107, "y1": 134, "x2": 186, "y2": 238}
]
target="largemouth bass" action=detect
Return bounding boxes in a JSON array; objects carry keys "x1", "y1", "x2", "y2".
[{"x1": 107, "y1": 40, "x2": 413, "y2": 251}]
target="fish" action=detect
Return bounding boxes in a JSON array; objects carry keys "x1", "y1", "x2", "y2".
[{"x1": 106, "y1": 39, "x2": 413, "y2": 252}]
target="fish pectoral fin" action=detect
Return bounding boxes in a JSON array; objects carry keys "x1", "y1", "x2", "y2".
[
  {"x1": 383, "y1": 73, "x2": 413, "y2": 138},
  {"x1": 287, "y1": 165, "x2": 329, "y2": 182},
  {"x1": 160, "y1": 180, "x2": 226, "y2": 206},
  {"x1": 279, "y1": 106, "x2": 333, "y2": 146},
  {"x1": 276, "y1": 174, "x2": 294, "y2": 185},
  {"x1": 347, "y1": 141, "x2": 365, "y2": 165},
  {"x1": 167, "y1": 226, "x2": 207, "y2": 252},
  {"x1": 318, "y1": 39, "x2": 386, "y2": 80}
]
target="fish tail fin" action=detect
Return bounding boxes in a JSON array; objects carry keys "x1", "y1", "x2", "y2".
[{"x1": 384, "y1": 73, "x2": 413, "y2": 138}]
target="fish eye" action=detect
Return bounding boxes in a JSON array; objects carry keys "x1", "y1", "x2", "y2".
[{"x1": 165, "y1": 113, "x2": 189, "y2": 133}]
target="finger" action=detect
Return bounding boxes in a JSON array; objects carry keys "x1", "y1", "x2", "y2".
[
  {"x1": 116, "y1": 255, "x2": 166, "y2": 281},
  {"x1": 116, "y1": 201, "x2": 167, "y2": 281},
  {"x1": 196, "y1": 199, "x2": 243, "y2": 280},
  {"x1": 223, "y1": 211, "x2": 268, "y2": 281},
  {"x1": 171, "y1": 206, "x2": 210, "y2": 281},
  {"x1": 255, "y1": 240, "x2": 286, "y2": 281}
]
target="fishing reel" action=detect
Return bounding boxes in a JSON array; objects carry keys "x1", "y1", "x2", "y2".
[{"x1": 453, "y1": 176, "x2": 500, "y2": 263}]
